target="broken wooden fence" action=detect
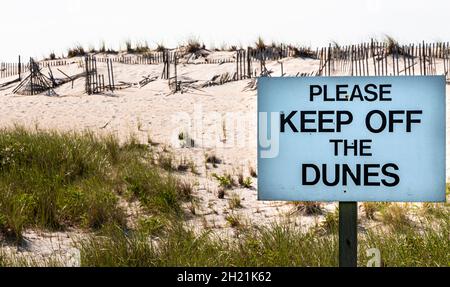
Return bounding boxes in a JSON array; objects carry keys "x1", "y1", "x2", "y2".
[
  {"x1": 84, "y1": 55, "x2": 114, "y2": 94},
  {"x1": 317, "y1": 40, "x2": 450, "y2": 77},
  {"x1": 0, "y1": 57, "x2": 26, "y2": 79}
]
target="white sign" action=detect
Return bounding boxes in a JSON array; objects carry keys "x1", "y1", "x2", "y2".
[{"x1": 258, "y1": 76, "x2": 446, "y2": 202}]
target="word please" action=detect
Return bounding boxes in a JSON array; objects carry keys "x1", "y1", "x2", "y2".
[
  {"x1": 309, "y1": 84, "x2": 392, "y2": 101},
  {"x1": 280, "y1": 110, "x2": 422, "y2": 133}
]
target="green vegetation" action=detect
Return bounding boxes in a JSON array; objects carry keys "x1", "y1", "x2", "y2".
[
  {"x1": 228, "y1": 193, "x2": 242, "y2": 209},
  {"x1": 360, "y1": 212, "x2": 449, "y2": 266},
  {"x1": 0, "y1": 126, "x2": 189, "y2": 240},
  {"x1": 241, "y1": 177, "x2": 252, "y2": 188},
  {"x1": 224, "y1": 213, "x2": 243, "y2": 229},
  {"x1": 185, "y1": 37, "x2": 202, "y2": 54},
  {"x1": 0, "y1": 127, "x2": 448, "y2": 267},
  {"x1": 77, "y1": 206, "x2": 448, "y2": 267},
  {"x1": 212, "y1": 173, "x2": 235, "y2": 189},
  {"x1": 67, "y1": 45, "x2": 86, "y2": 58},
  {"x1": 237, "y1": 172, "x2": 252, "y2": 188},
  {"x1": 380, "y1": 203, "x2": 412, "y2": 232}
]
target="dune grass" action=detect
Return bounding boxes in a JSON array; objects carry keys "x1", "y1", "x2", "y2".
[
  {"x1": 255, "y1": 37, "x2": 266, "y2": 50},
  {"x1": 0, "y1": 126, "x2": 448, "y2": 267},
  {"x1": 78, "y1": 223, "x2": 338, "y2": 267},
  {"x1": 78, "y1": 206, "x2": 449, "y2": 267},
  {"x1": 291, "y1": 46, "x2": 317, "y2": 58},
  {"x1": 67, "y1": 45, "x2": 86, "y2": 58},
  {"x1": 0, "y1": 126, "x2": 188, "y2": 241},
  {"x1": 77, "y1": 198, "x2": 449, "y2": 267},
  {"x1": 185, "y1": 37, "x2": 202, "y2": 54},
  {"x1": 155, "y1": 43, "x2": 166, "y2": 52}
]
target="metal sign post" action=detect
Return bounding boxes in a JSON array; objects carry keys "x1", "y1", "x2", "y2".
[{"x1": 339, "y1": 202, "x2": 357, "y2": 267}]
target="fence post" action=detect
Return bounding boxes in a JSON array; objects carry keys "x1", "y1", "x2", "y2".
[{"x1": 339, "y1": 202, "x2": 358, "y2": 267}]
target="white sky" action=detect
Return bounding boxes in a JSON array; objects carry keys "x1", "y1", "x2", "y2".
[{"x1": 0, "y1": 0, "x2": 449, "y2": 61}]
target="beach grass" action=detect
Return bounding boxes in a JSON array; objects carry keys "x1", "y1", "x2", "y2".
[
  {"x1": 0, "y1": 126, "x2": 187, "y2": 241},
  {"x1": 185, "y1": 37, "x2": 202, "y2": 54},
  {"x1": 78, "y1": 208, "x2": 448, "y2": 267},
  {"x1": 67, "y1": 45, "x2": 86, "y2": 58},
  {"x1": 0, "y1": 127, "x2": 448, "y2": 267}
]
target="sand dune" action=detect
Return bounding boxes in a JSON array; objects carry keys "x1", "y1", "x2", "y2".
[{"x1": 0, "y1": 52, "x2": 448, "y2": 262}]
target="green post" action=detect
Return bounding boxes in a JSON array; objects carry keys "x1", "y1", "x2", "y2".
[{"x1": 339, "y1": 201, "x2": 357, "y2": 267}]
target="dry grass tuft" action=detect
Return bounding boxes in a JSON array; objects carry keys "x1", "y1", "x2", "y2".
[
  {"x1": 228, "y1": 193, "x2": 242, "y2": 209},
  {"x1": 255, "y1": 37, "x2": 266, "y2": 50},
  {"x1": 185, "y1": 37, "x2": 203, "y2": 54},
  {"x1": 293, "y1": 201, "x2": 323, "y2": 215},
  {"x1": 291, "y1": 46, "x2": 316, "y2": 58},
  {"x1": 67, "y1": 45, "x2": 85, "y2": 58}
]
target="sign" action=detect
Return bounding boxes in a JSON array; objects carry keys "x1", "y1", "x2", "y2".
[{"x1": 258, "y1": 76, "x2": 446, "y2": 202}]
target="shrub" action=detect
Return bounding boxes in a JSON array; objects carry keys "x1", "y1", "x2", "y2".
[
  {"x1": 212, "y1": 173, "x2": 234, "y2": 189},
  {"x1": 67, "y1": 45, "x2": 85, "y2": 58},
  {"x1": 186, "y1": 37, "x2": 202, "y2": 54},
  {"x1": 241, "y1": 177, "x2": 252, "y2": 188}
]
